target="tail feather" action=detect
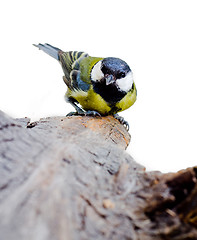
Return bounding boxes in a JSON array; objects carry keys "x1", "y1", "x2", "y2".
[
  {"x1": 33, "y1": 43, "x2": 61, "y2": 60},
  {"x1": 34, "y1": 43, "x2": 89, "y2": 84}
]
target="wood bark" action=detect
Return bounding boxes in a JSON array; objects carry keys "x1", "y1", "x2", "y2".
[{"x1": 0, "y1": 110, "x2": 197, "y2": 240}]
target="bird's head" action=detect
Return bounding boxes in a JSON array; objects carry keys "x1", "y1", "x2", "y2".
[{"x1": 91, "y1": 57, "x2": 133, "y2": 93}]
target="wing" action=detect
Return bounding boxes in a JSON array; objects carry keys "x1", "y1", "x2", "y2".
[
  {"x1": 60, "y1": 52, "x2": 103, "y2": 92},
  {"x1": 63, "y1": 69, "x2": 90, "y2": 92},
  {"x1": 59, "y1": 51, "x2": 88, "y2": 84},
  {"x1": 34, "y1": 43, "x2": 93, "y2": 91}
]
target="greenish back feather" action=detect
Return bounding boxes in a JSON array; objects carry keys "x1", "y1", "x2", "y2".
[{"x1": 79, "y1": 56, "x2": 103, "y2": 83}]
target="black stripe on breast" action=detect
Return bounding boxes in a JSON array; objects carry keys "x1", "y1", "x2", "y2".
[{"x1": 92, "y1": 81, "x2": 126, "y2": 105}]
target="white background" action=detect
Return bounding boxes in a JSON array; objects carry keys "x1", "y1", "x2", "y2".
[{"x1": 0, "y1": 0, "x2": 197, "y2": 172}]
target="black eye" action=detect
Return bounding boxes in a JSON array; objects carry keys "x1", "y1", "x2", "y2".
[
  {"x1": 101, "y1": 65, "x2": 109, "y2": 74},
  {"x1": 117, "y1": 72, "x2": 125, "y2": 78}
]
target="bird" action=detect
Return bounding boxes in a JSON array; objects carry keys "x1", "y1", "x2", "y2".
[{"x1": 33, "y1": 43, "x2": 137, "y2": 130}]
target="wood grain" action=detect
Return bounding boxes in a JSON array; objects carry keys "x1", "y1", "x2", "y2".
[{"x1": 0, "y1": 110, "x2": 197, "y2": 240}]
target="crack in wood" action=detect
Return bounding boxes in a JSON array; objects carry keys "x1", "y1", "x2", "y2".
[
  {"x1": 80, "y1": 195, "x2": 107, "y2": 219},
  {"x1": 0, "y1": 123, "x2": 22, "y2": 130}
]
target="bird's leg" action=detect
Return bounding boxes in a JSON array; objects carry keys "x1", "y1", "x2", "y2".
[
  {"x1": 113, "y1": 114, "x2": 129, "y2": 131},
  {"x1": 66, "y1": 97, "x2": 85, "y2": 116},
  {"x1": 66, "y1": 97, "x2": 101, "y2": 117}
]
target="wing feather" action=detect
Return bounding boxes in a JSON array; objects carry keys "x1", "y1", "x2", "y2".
[{"x1": 58, "y1": 51, "x2": 88, "y2": 82}]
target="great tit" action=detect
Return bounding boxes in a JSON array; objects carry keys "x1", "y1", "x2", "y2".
[{"x1": 34, "y1": 43, "x2": 137, "y2": 130}]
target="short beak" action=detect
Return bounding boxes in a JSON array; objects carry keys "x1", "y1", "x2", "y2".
[{"x1": 105, "y1": 74, "x2": 116, "y2": 85}]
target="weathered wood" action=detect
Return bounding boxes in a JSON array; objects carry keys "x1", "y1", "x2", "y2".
[{"x1": 0, "y1": 110, "x2": 197, "y2": 240}]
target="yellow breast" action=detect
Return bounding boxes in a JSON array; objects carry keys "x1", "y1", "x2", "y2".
[
  {"x1": 116, "y1": 87, "x2": 137, "y2": 112},
  {"x1": 67, "y1": 87, "x2": 111, "y2": 115},
  {"x1": 66, "y1": 86, "x2": 136, "y2": 115}
]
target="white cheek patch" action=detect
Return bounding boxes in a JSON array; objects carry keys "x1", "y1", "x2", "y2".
[
  {"x1": 91, "y1": 61, "x2": 104, "y2": 82},
  {"x1": 116, "y1": 71, "x2": 133, "y2": 92}
]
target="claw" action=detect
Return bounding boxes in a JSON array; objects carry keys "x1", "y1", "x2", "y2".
[
  {"x1": 66, "y1": 110, "x2": 101, "y2": 117},
  {"x1": 66, "y1": 111, "x2": 78, "y2": 117},
  {"x1": 113, "y1": 114, "x2": 129, "y2": 131},
  {"x1": 84, "y1": 110, "x2": 101, "y2": 117}
]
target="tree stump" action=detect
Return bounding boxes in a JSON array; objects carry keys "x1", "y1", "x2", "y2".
[{"x1": 0, "y1": 110, "x2": 197, "y2": 240}]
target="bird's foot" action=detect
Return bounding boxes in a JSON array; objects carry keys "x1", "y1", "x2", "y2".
[
  {"x1": 113, "y1": 114, "x2": 129, "y2": 131},
  {"x1": 66, "y1": 108, "x2": 84, "y2": 116},
  {"x1": 83, "y1": 110, "x2": 101, "y2": 117},
  {"x1": 66, "y1": 111, "x2": 79, "y2": 116},
  {"x1": 66, "y1": 110, "x2": 101, "y2": 117}
]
